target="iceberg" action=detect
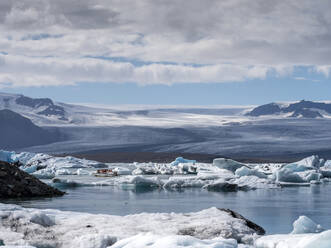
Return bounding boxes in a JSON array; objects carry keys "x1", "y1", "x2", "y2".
[
  {"x1": 0, "y1": 150, "x2": 106, "y2": 177},
  {"x1": 291, "y1": 216, "x2": 323, "y2": 234},
  {"x1": 255, "y1": 216, "x2": 329, "y2": 248},
  {"x1": 235, "y1": 167, "x2": 267, "y2": 179},
  {"x1": 274, "y1": 155, "x2": 326, "y2": 184},
  {"x1": 170, "y1": 157, "x2": 196, "y2": 166},
  {"x1": 213, "y1": 158, "x2": 247, "y2": 173},
  {"x1": 276, "y1": 168, "x2": 322, "y2": 183}
]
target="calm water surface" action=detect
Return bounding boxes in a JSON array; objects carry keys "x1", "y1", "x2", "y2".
[{"x1": 3, "y1": 183, "x2": 331, "y2": 234}]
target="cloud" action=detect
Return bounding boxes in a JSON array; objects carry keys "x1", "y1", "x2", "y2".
[
  {"x1": 0, "y1": 54, "x2": 271, "y2": 87},
  {"x1": 0, "y1": 0, "x2": 331, "y2": 87},
  {"x1": 315, "y1": 66, "x2": 331, "y2": 78}
]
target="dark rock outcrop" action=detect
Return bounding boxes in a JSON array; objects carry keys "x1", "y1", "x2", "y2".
[
  {"x1": 219, "y1": 208, "x2": 265, "y2": 235},
  {"x1": 0, "y1": 161, "x2": 64, "y2": 198},
  {"x1": 0, "y1": 109, "x2": 62, "y2": 149}
]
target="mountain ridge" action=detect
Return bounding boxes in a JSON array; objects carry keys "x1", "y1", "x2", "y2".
[{"x1": 246, "y1": 100, "x2": 331, "y2": 118}]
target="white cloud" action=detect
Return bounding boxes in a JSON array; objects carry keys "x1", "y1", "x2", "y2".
[
  {"x1": 0, "y1": 54, "x2": 272, "y2": 87},
  {"x1": 0, "y1": 0, "x2": 330, "y2": 87},
  {"x1": 315, "y1": 66, "x2": 331, "y2": 78}
]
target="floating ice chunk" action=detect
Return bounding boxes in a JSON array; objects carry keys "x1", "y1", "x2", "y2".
[
  {"x1": 281, "y1": 163, "x2": 313, "y2": 173},
  {"x1": 55, "y1": 169, "x2": 73, "y2": 176},
  {"x1": 113, "y1": 167, "x2": 132, "y2": 176},
  {"x1": 203, "y1": 179, "x2": 239, "y2": 192},
  {"x1": 170, "y1": 157, "x2": 196, "y2": 166},
  {"x1": 292, "y1": 216, "x2": 323, "y2": 234},
  {"x1": 282, "y1": 155, "x2": 325, "y2": 173},
  {"x1": 235, "y1": 167, "x2": 267, "y2": 179},
  {"x1": 51, "y1": 178, "x2": 86, "y2": 188},
  {"x1": 0, "y1": 150, "x2": 105, "y2": 175},
  {"x1": 163, "y1": 176, "x2": 205, "y2": 189},
  {"x1": 276, "y1": 168, "x2": 321, "y2": 183},
  {"x1": 230, "y1": 176, "x2": 278, "y2": 190},
  {"x1": 111, "y1": 233, "x2": 238, "y2": 248},
  {"x1": 31, "y1": 168, "x2": 55, "y2": 179},
  {"x1": 76, "y1": 168, "x2": 90, "y2": 175},
  {"x1": 213, "y1": 158, "x2": 247, "y2": 173},
  {"x1": 296, "y1": 155, "x2": 322, "y2": 168},
  {"x1": 21, "y1": 165, "x2": 38, "y2": 174},
  {"x1": 119, "y1": 176, "x2": 161, "y2": 189},
  {"x1": 320, "y1": 169, "x2": 331, "y2": 178},
  {"x1": 177, "y1": 163, "x2": 198, "y2": 174}
]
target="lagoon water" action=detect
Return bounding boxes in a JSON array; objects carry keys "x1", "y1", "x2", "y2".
[{"x1": 3, "y1": 181, "x2": 331, "y2": 235}]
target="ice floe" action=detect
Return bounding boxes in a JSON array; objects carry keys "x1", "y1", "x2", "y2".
[{"x1": 0, "y1": 204, "x2": 263, "y2": 247}]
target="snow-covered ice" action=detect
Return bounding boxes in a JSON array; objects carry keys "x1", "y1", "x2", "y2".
[
  {"x1": 0, "y1": 204, "x2": 263, "y2": 247},
  {"x1": 254, "y1": 215, "x2": 329, "y2": 248},
  {"x1": 1, "y1": 204, "x2": 331, "y2": 248}
]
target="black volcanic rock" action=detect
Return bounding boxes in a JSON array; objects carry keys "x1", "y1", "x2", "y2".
[
  {"x1": 0, "y1": 109, "x2": 61, "y2": 149},
  {"x1": 246, "y1": 103, "x2": 281, "y2": 116},
  {"x1": 0, "y1": 161, "x2": 64, "y2": 198},
  {"x1": 219, "y1": 208, "x2": 265, "y2": 235}
]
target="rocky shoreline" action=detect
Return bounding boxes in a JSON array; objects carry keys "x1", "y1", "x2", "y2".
[{"x1": 0, "y1": 161, "x2": 64, "y2": 198}]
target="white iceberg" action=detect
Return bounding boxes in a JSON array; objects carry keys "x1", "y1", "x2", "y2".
[
  {"x1": 170, "y1": 157, "x2": 196, "y2": 166},
  {"x1": 213, "y1": 158, "x2": 248, "y2": 173},
  {"x1": 291, "y1": 216, "x2": 323, "y2": 234},
  {"x1": 235, "y1": 167, "x2": 267, "y2": 179},
  {"x1": 255, "y1": 216, "x2": 329, "y2": 248},
  {"x1": 274, "y1": 155, "x2": 327, "y2": 184},
  {"x1": 0, "y1": 150, "x2": 106, "y2": 177}
]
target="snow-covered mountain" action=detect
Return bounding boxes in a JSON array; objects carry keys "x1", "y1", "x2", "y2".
[
  {"x1": 246, "y1": 100, "x2": 331, "y2": 118},
  {"x1": 1, "y1": 92, "x2": 330, "y2": 130},
  {"x1": 0, "y1": 92, "x2": 69, "y2": 125},
  {"x1": 0, "y1": 92, "x2": 249, "y2": 127}
]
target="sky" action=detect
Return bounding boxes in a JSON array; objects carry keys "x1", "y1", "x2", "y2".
[{"x1": 0, "y1": 0, "x2": 331, "y2": 105}]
